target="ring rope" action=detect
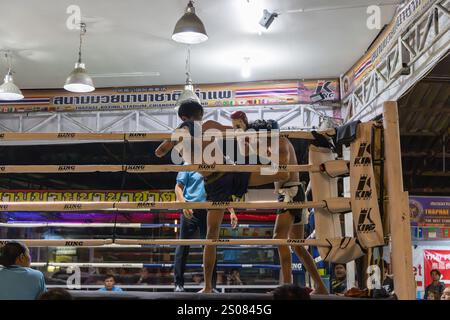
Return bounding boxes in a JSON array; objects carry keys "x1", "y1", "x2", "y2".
[
  {"x1": 0, "y1": 198, "x2": 350, "y2": 211},
  {"x1": 0, "y1": 129, "x2": 336, "y2": 142},
  {"x1": 0, "y1": 238, "x2": 330, "y2": 248},
  {"x1": 0, "y1": 164, "x2": 326, "y2": 174},
  {"x1": 30, "y1": 262, "x2": 281, "y2": 269},
  {"x1": 0, "y1": 222, "x2": 274, "y2": 229}
]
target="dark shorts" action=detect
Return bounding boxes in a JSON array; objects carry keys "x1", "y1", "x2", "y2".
[
  {"x1": 204, "y1": 172, "x2": 251, "y2": 202},
  {"x1": 277, "y1": 183, "x2": 307, "y2": 225}
]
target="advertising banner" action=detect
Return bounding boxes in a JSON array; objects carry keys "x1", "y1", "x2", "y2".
[
  {"x1": 0, "y1": 79, "x2": 340, "y2": 113},
  {"x1": 413, "y1": 247, "x2": 425, "y2": 296},
  {"x1": 424, "y1": 249, "x2": 450, "y2": 287},
  {"x1": 409, "y1": 196, "x2": 450, "y2": 226}
]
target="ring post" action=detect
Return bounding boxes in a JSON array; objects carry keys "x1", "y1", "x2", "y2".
[{"x1": 383, "y1": 101, "x2": 415, "y2": 300}]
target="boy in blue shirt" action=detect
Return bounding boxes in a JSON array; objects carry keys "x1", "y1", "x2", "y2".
[
  {"x1": 0, "y1": 241, "x2": 47, "y2": 300},
  {"x1": 98, "y1": 274, "x2": 123, "y2": 292}
]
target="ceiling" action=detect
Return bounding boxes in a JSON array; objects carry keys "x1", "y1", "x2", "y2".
[{"x1": 0, "y1": 0, "x2": 399, "y2": 89}]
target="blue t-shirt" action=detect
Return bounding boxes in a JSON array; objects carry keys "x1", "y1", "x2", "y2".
[
  {"x1": 98, "y1": 286, "x2": 123, "y2": 292},
  {"x1": 0, "y1": 266, "x2": 46, "y2": 300},
  {"x1": 176, "y1": 171, "x2": 206, "y2": 202}
]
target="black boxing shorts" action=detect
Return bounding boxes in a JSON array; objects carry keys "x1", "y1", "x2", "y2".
[
  {"x1": 204, "y1": 172, "x2": 251, "y2": 202},
  {"x1": 277, "y1": 182, "x2": 308, "y2": 225}
]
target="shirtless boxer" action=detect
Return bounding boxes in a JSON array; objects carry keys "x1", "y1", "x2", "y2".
[
  {"x1": 155, "y1": 101, "x2": 290, "y2": 293},
  {"x1": 230, "y1": 111, "x2": 328, "y2": 294}
]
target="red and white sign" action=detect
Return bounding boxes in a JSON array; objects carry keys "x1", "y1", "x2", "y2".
[{"x1": 424, "y1": 249, "x2": 450, "y2": 287}]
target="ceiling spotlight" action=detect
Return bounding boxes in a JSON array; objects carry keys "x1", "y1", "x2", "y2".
[
  {"x1": 241, "y1": 57, "x2": 251, "y2": 78},
  {"x1": 0, "y1": 52, "x2": 24, "y2": 101},
  {"x1": 259, "y1": 9, "x2": 278, "y2": 29},
  {"x1": 64, "y1": 23, "x2": 95, "y2": 93},
  {"x1": 172, "y1": 1, "x2": 208, "y2": 45},
  {"x1": 177, "y1": 46, "x2": 201, "y2": 106}
]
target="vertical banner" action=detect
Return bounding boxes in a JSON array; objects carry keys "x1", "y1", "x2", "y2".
[
  {"x1": 413, "y1": 247, "x2": 425, "y2": 298},
  {"x1": 350, "y1": 122, "x2": 384, "y2": 248},
  {"x1": 308, "y1": 145, "x2": 342, "y2": 259},
  {"x1": 424, "y1": 250, "x2": 450, "y2": 287}
]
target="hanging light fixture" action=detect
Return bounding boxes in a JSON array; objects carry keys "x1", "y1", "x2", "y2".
[
  {"x1": 172, "y1": 0, "x2": 208, "y2": 45},
  {"x1": 64, "y1": 22, "x2": 95, "y2": 93},
  {"x1": 176, "y1": 46, "x2": 201, "y2": 106},
  {"x1": 0, "y1": 52, "x2": 24, "y2": 101}
]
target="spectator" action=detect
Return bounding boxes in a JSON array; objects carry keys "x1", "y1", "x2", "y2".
[
  {"x1": 136, "y1": 267, "x2": 153, "y2": 285},
  {"x1": 227, "y1": 268, "x2": 244, "y2": 286},
  {"x1": 331, "y1": 263, "x2": 347, "y2": 294},
  {"x1": 427, "y1": 290, "x2": 439, "y2": 300},
  {"x1": 39, "y1": 288, "x2": 73, "y2": 300},
  {"x1": 0, "y1": 241, "x2": 46, "y2": 300},
  {"x1": 192, "y1": 273, "x2": 203, "y2": 285},
  {"x1": 98, "y1": 275, "x2": 123, "y2": 292},
  {"x1": 425, "y1": 269, "x2": 445, "y2": 300},
  {"x1": 272, "y1": 284, "x2": 311, "y2": 300},
  {"x1": 441, "y1": 287, "x2": 450, "y2": 300}
]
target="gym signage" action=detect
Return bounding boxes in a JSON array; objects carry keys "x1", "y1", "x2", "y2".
[
  {"x1": 410, "y1": 196, "x2": 450, "y2": 227},
  {"x1": 0, "y1": 79, "x2": 340, "y2": 113}
]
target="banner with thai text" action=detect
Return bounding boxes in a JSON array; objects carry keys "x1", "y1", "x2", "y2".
[
  {"x1": 0, "y1": 79, "x2": 340, "y2": 113},
  {"x1": 0, "y1": 190, "x2": 175, "y2": 202}
]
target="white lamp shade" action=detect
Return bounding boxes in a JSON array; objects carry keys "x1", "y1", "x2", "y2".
[
  {"x1": 0, "y1": 73, "x2": 24, "y2": 101},
  {"x1": 64, "y1": 62, "x2": 95, "y2": 93}
]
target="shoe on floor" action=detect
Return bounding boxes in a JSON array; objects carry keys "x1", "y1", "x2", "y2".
[
  {"x1": 174, "y1": 285, "x2": 185, "y2": 292},
  {"x1": 212, "y1": 288, "x2": 220, "y2": 294}
]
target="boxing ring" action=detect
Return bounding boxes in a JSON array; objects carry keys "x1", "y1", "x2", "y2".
[{"x1": 0, "y1": 102, "x2": 414, "y2": 299}]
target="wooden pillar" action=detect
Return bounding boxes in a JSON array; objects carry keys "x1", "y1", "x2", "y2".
[
  {"x1": 383, "y1": 101, "x2": 415, "y2": 300},
  {"x1": 343, "y1": 146, "x2": 356, "y2": 289}
]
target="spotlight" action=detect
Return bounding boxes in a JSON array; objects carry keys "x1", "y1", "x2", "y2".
[{"x1": 259, "y1": 9, "x2": 278, "y2": 29}]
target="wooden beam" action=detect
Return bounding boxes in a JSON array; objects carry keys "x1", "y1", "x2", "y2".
[
  {"x1": 402, "y1": 152, "x2": 450, "y2": 158},
  {"x1": 408, "y1": 188, "x2": 450, "y2": 193},
  {"x1": 400, "y1": 128, "x2": 450, "y2": 136},
  {"x1": 404, "y1": 171, "x2": 450, "y2": 177},
  {"x1": 383, "y1": 101, "x2": 415, "y2": 300}
]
